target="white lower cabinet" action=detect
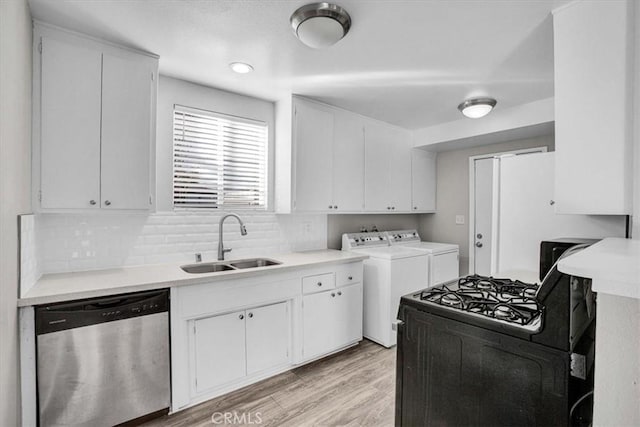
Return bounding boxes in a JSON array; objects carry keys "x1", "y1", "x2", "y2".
[
  {"x1": 193, "y1": 302, "x2": 290, "y2": 393},
  {"x1": 194, "y1": 311, "x2": 246, "y2": 393},
  {"x1": 172, "y1": 261, "x2": 364, "y2": 411},
  {"x1": 246, "y1": 302, "x2": 289, "y2": 375},
  {"x1": 303, "y1": 282, "x2": 363, "y2": 361}
]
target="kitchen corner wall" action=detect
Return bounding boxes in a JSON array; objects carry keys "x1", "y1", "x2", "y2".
[
  {"x1": 418, "y1": 134, "x2": 556, "y2": 276},
  {"x1": 0, "y1": 0, "x2": 32, "y2": 425}
]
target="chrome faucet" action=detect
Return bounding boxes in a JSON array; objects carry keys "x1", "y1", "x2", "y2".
[{"x1": 218, "y1": 213, "x2": 247, "y2": 260}]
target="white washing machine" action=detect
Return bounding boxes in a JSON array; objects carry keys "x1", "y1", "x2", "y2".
[
  {"x1": 388, "y1": 229, "x2": 460, "y2": 287},
  {"x1": 342, "y1": 232, "x2": 428, "y2": 348}
]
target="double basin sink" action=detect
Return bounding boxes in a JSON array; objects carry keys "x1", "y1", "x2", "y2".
[{"x1": 181, "y1": 258, "x2": 281, "y2": 274}]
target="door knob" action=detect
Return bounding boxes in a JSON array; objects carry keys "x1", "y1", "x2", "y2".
[
  {"x1": 475, "y1": 242, "x2": 483, "y2": 248},
  {"x1": 477, "y1": 233, "x2": 483, "y2": 239}
]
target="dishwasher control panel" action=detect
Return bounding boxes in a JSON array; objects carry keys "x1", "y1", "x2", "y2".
[{"x1": 35, "y1": 289, "x2": 169, "y2": 335}]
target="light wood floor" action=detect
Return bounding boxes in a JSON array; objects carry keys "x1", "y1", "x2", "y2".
[{"x1": 143, "y1": 340, "x2": 396, "y2": 427}]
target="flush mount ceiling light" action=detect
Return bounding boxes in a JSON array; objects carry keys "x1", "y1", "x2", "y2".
[
  {"x1": 229, "y1": 62, "x2": 254, "y2": 74},
  {"x1": 457, "y1": 97, "x2": 497, "y2": 119},
  {"x1": 290, "y1": 2, "x2": 351, "y2": 49}
]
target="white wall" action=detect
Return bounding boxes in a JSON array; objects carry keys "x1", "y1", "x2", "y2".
[
  {"x1": 156, "y1": 75, "x2": 275, "y2": 212},
  {"x1": 0, "y1": 0, "x2": 32, "y2": 424}
]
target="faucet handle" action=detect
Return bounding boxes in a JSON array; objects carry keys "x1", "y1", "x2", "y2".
[{"x1": 223, "y1": 248, "x2": 232, "y2": 254}]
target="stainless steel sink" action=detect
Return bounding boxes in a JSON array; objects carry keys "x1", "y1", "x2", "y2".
[
  {"x1": 180, "y1": 262, "x2": 236, "y2": 274},
  {"x1": 228, "y1": 258, "x2": 282, "y2": 269}
]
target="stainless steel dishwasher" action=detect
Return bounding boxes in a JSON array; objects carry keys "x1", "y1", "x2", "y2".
[{"x1": 35, "y1": 289, "x2": 170, "y2": 426}]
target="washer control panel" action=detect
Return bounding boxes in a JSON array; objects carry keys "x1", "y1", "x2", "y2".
[{"x1": 342, "y1": 232, "x2": 390, "y2": 250}]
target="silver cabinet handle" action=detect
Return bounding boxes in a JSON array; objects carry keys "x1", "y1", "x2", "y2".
[
  {"x1": 387, "y1": 207, "x2": 391, "y2": 210},
  {"x1": 239, "y1": 314, "x2": 244, "y2": 320},
  {"x1": 348, "y1": 276, "x2": 353, "y2": 280},
  {"x1": 331, "y1": 292, "x2": 336, "y2": 297},
  {"x1": 477, "y1": 233, "x2": 483, "y2": 239},
  {"x1": 317, "y1": 282, "x2": 322, "y2": 287},
  {"x1": 104, "y1": 200, "x2": 111, "y2": 206},
  {"x1": 337, "y1": 291, "x2": 342, "y2": 296},
  {"x1": 328, "y1": 205, "x2": 333, "y2": 209},
  {"x1": 475, "y1": 242, "x2": 483, "y2": 248},
  {"x1": 89, "y1": 200, "x2": 96, "y2": 205},
  {"x1": 248, "y1": 313, "x2": 253, "y2": 318},
  {"x1": 413, "y1": 206, "x2": 417, "y2": 210},
  {"x1": 333, "y1": 205, "x2": 337, "y2": 209},
  {"x1": 391, "y1": 206, "x2": 396, "y2": 210},
  {"x1": 550, "y1": 200, "x2": 555, "y2": 206}
]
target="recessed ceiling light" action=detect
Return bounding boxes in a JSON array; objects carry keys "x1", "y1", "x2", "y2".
[
  {"x1": 290, "y1": 3, "x2": 351, "y2": 49},
  {"x1": 457, "y1": 97, "x2": 497, "y2": 119},
  {"x1": 229, "y1": 62, "x2": 254, "y2": 74}
]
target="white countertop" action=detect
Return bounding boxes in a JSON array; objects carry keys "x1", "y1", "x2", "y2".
[
  {"x1": 558, "y1": 238, "x2": 640, "y2": 299},
  {"x1": 19, "y1": 250, "x2": 368, "y2": 307}
]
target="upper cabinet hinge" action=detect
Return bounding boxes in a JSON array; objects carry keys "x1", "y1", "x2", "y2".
[
  {"x1": 151, "y1": 72, "x2": 154, "y2": 81},
  {"x1": 149, "y1": 195, "x2": 152, "y2": 205},
  {"x1": 38, "y1": 190, "x2": 42, "y2": 202},
  {"x1": 38, "y1": 40, "x2": 42, "y2": 54}
]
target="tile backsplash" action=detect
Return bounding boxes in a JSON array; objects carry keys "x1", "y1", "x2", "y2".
[{"x1": 35, "y1": 212, "x2": 327, "y2": 274}]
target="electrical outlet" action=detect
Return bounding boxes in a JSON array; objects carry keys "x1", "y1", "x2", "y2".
[
  {"x1": 455, "y1": 215, "x2": 465, "y2": 225},
  {"x1": 302, "y1": 222, "x2": 312, "y2": 234}
]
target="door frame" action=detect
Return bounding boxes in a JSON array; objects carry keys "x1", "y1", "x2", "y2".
[{"x1": 467, "y1": 147, "x2": 548, "y2": 275}]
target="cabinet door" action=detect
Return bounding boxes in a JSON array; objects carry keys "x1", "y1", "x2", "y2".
[
  {"x1": 332, "y1": 111, "x2": 364, "y2": 212},
  {"x1": 302, "y1": 290, "x2": 336, "y2": 360},
  {"x1": 40, "y1": 37, "x2": 102, "y2": 209},
  {"x1": 193, "y1": 311, "x2": 246, "y2": 393},
  {"x1": 553, "y1": 0, "x2": 632, "y2": 214},
  {"x1": 363, "y1": 121, "x2": 392, "y2": 211},
  {"x1": 333, "y1": 283, "x2": 363, "y2": 349},
  {"x1": 411, "y1": 149, "x2": 436, "y2": 212},
  {"x1": 387, "y1": 129, "x2": 412, "y2": 212},
  {"x1": 294, "y1": 100, "x2": 334, "y2": 211},
  {"x1": 246, "y1": 302, "x2": 290, "y2": 375},
  {"x1": 100, "y1": 53, "x2": 153, "y2": 210}
]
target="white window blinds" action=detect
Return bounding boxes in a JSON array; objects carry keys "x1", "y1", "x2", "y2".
[{"x1": 173, "y1": 105, "x2": 268, "y2": 209}]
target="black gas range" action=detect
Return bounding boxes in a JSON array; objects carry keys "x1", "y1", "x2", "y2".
[{"x1": 395, "y1": 241, "x2": 597, "y2": 427}]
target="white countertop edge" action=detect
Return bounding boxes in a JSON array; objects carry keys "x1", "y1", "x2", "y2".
[
  {"x1": 18, "y1": 250, "x2": 368, "y2": 307},
  {"x1": 557, "y1": 238, "x2": 640, "y2": 299}
]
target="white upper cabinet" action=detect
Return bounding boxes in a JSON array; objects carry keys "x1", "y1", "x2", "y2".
[
  {"x1": 332, "y1": 110, "x2": 365, "y2": 212},
  {"x1": 411, "y1": 149, "x2": 436, "y2": 212},
  {"x1": 100, "y1": 53, "x2": 154, "y2": 210},
  {"x1": 40, "y1": 37, "x2": 102, "y2": 209},
  {"x1": 364, "y1": 120, "x2": 412, "y2": 212},
  {"x1": 33, "y1": 24, "x2": 158, "y2": 212},
  {"x1": 293, "y1": 99, "x2": 334, "y2": 211},
  {"x1": 553, "y1": 0, "x2": 633, "y2": 215},
  {"x1": 283, "y1": 96, "x2": 434, "y2": 214}
]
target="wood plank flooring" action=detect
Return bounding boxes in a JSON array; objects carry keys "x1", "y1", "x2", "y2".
[{"x1": 142, "y1": 340, "x2": 396, "y2": 427}]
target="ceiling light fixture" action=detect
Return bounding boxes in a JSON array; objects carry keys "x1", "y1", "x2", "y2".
[
  {"x1": 229, "y1": 62, "x2": 254, "y2": 74},
  {"x1": 290, "y1": 2, "x2": 351, "y2": 49},
  {"x1": 457, "y1": 97, "x2": 497, "y2": 119}
]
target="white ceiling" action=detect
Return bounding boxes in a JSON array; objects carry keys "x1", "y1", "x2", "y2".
[{"x1": 28, "y1": 0, "x2": 569, "y2": 129}]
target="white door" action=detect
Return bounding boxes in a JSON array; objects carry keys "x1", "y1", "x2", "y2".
[
  {"x1": 363, "y1": 121, "x2": 392, "y2": 211},
  {"x1": 101, "y1": 53, "x2": 152, "y2": 210},
  {"x1": 473, "y1": 158, "x2": 496, "y2": 276},
  {"x1": 245, "y1": 302, "x2": 290, "y2": 375},
  {"x1": 411, "y1": 149, "x2": 436, "y2": 212},
  {"x1": 40, "y1": 37, "x2": 102, "y2": 209},
  {"x1": 294, "y1": 100, "x2": 334, "y2": 211},
  {"x1": 193, "y1": 311, "x2": 246, "y2": 393},
  {"x1": 387, "y1": 128, "x2": 412, "y2": 212},
  {"x1": 333, "y1": 283, "x2": 363, "y2": 348},
  {"x1": 302, "y1": 290, "x2": 336, "y2": 360},
  {"x1": 332, "y1": 111, "x2": 364, "y2": 212}
]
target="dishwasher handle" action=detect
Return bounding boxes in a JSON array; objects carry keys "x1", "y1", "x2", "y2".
[{"x1": 35, "y1": 289, "x2": 169, "y2": 335}]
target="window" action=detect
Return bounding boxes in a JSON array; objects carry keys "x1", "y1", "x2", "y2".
[{"x1": 173, "y1": 105, "x2": 268, "y2": 209}]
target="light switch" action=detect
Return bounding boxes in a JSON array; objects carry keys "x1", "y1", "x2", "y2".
[{"x1": 455, "y1": 215, "x2": 465, "y2": 225}]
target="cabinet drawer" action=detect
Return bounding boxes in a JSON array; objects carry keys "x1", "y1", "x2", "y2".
[
  {"x1": 302, "y1": 273, "x2": 335, "y2": 294},
  {"x1": 336, "y1": 263, "x2": 363, "y2": 287}
]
